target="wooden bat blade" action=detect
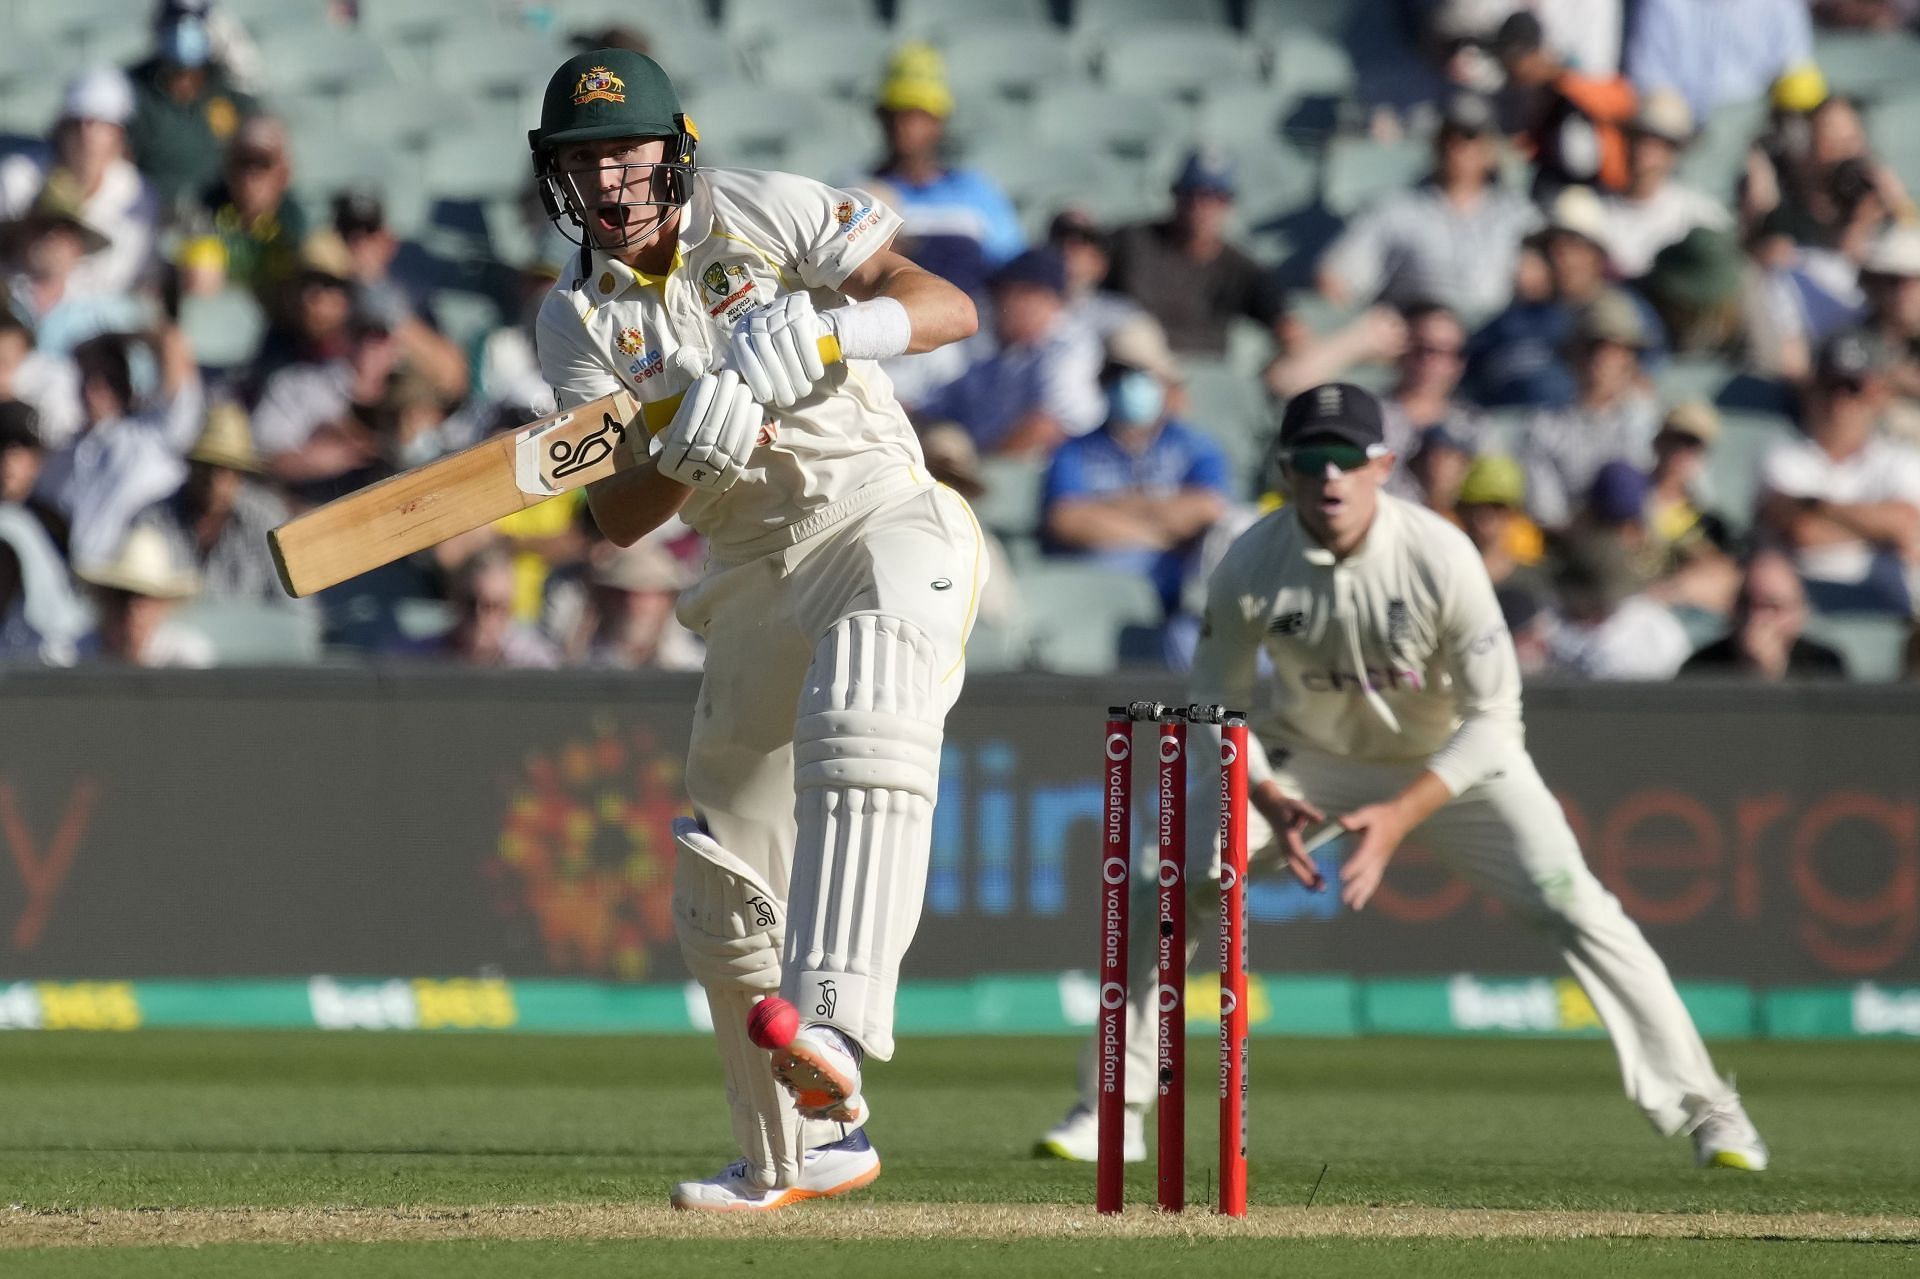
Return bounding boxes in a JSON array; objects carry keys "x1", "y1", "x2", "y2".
[{"x1": 268, "y1": 390, "x2": 639, "y2": 598}]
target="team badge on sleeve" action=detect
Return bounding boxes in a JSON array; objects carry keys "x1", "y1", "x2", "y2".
[{"x1": 573, "y1": 65, "x2": 626, "y2": 106}]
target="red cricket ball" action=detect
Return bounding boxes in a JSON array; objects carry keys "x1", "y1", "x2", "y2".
[{"x1": 747, "y1": 996, "x2": 800, "y2": 1050}]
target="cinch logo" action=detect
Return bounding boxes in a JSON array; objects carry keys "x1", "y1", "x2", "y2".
[{"x1": 1299, "y1": 666, "x2": 1425, "y2": 693}]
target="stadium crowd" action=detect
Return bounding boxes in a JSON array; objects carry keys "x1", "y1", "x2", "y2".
[{"x1": 1, "y1": 0, "x2": 1919, "y2": 681}]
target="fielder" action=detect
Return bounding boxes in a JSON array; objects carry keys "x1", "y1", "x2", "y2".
[
  {"x1": 528, "y1": 49, "x2": 985, "y2": 1211},
  {"x1": 1039, "y1": 383, "x2": 1768, "y2": 1172}
]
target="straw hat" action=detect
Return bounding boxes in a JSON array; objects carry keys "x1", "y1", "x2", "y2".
[
  {"x1": 77, "y1": 526, "x2": 200, "y2": 599},
  {"x1": 187, "y1": 402, "x2": 264, "y2": 472},
  {"x1": 0, "y1": 180, "x2": 111, "y2": 257}
]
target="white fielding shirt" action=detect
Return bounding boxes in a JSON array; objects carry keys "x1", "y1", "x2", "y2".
[
  {"x1": 536, "y1": 167, "x2": 921, "y2": 559},
  {"x1": 1190, "y1": 495, "x2": 1526, "y2": 797}
]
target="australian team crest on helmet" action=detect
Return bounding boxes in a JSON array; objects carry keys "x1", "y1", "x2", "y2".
[
  {"x1": 615, "y1": 327, "x2": 645, "y2": 356},
  {"x1": 572, "y1": 65, "x2": 626, "y2": 107}
]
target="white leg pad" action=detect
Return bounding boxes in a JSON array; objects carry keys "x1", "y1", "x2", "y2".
[
  {"x1": 782, "y1": 612, "x2": 943, "y2": 1063},
  {"x1": 672, "y1": 817, "x2": 806, "y2": 1190}
]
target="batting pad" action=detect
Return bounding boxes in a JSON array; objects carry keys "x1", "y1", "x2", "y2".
[
  {"x1": 672, "y1": 818, "x2": 809, "y2": 1189},
  {"x1": 783, "y1": 612, "x2": 943, "y2": 1062}
]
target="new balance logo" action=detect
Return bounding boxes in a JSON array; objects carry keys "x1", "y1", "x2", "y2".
[{"x1": 1268, "y1": 611, "x2": 1306, "y2": 636}]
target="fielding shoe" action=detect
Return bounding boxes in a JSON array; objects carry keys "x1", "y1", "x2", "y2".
[
  {"x1": 670, "y1": 1129, "x2": 881, "y2": 1212},
  {"x1": 1689, "y1": 1094, "x2": 1769, "y2": 1171},
  {"x1": 1034, "y1": 1103, "x2": 1146, "y2": 1163},
  {"x1": 771, "y1": 1024, "x2": 868, "y2": 1124}
]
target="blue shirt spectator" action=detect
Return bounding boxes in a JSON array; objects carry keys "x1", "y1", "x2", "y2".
[
  {"x1": 866, "y1": 44, "x2": 1023, "y2": 298},
  {"x1": 1042, "y1": 322, "x2": 1231, "y2": 613},
  {"x1": 1625, "y1": 0, "x2": 1811, "y2": 123},
  {"x1": 919, "y1": 249, "x2": 1105, "y2": 458}
]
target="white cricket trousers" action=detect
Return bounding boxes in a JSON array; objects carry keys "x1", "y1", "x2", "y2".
[
  {"x1": 675, "y1": 478, "x2": 983, "y2": 1054},
  {"x1": 1087, "y1": 746, "x2": 1733, "y2": 1136}
]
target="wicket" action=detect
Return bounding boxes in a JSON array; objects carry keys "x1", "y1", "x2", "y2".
[{"x1": 1098, "y1": 701, "x2": 1250, "y2": 1217}]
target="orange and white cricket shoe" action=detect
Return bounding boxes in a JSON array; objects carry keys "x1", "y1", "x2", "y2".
[
  {"x1": 669, "y1": 1130, "x2": 880, "y2": 1212},
  {"x1": 771, "y1": 1024, "x2": 868, "y2": 1125}
]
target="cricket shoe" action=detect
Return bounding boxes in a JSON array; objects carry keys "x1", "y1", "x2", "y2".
[
  {"x1": 670, "y1": 1129, "x2": 880, "y2": 1212},
  {"x1": 1033, "y1": 1103, "x2": 1146, "y2": 1163},
  {"x1": 771, "y1": 1024, "x2": 868, "y2": 1124},
  {"x1": 1688, "y1": 1093, "x2": 1769, "y2": 1171}
]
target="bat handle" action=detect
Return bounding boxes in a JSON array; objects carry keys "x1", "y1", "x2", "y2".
[{"x1": 644, "y1": 335, "x2": 844, "y2": 434}]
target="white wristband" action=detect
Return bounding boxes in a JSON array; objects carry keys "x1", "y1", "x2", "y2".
[{"x1": 826, "y1": 297, "x2": 912, "y2": 361}]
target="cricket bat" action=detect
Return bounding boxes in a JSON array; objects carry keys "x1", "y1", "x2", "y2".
[{"x1": 268, "y1": 335, "x2": 841, "y2": 598}]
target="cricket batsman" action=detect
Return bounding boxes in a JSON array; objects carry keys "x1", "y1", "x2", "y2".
[
  {"x1": 528, "y1": 49, "x2": 984, "y2": 1210},
  {"x1": 1038, "y1": 383, "x2": 1769, "y2": 1172}
]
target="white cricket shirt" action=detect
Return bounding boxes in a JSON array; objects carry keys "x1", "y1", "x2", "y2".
[
  {"x1": 1191, "y1": 494, "x2": 1526, "y2": 796},
  {"x1": 536, "y1": 166, "x2": 924, "y2": 559}
]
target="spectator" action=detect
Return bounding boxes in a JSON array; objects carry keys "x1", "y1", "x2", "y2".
[
  {"x1": 1047, "y1": 209, "x2": 1140, "y2": 343},
  {"x1": 0, "y1": 503, "x2": 85, "y2": 665},
  {"x1": 1381, "y1": 301, "x2": 1482, "y2": 486},
  {"x1": 181, "y1": 116, "x2": 306, "y2": 297},
  {"x1": 125, "y1": 11, "x2": 257, "y2": 207},
  {"x1": 74, "y1": 524, "x2": 213, "y2": 668},
  {"x1": 1320, "y1": 91, "x2": 1543, "y2": 323},
  {"x1": 1, "y1": 189, "x2": 149, "y2": 357},
  {"x1": 1645, "y1": 400, "x2": 1725, "y2": 554},
  {"x1": 918, "y1": 248, "x2": 1104, "y2": 458},
  {"x1": 37, "y1": 326, "x2": 201, "y2": 568},
  {"x1": 568, "y1": 538, "x2": 704, "y2": 671},
  {"x1": 1105, "y1": 148, "x2": 1288, "y2": 358},
  {"x1": 252, "y1": 230, "x2": 357, "y2": 387},
  {"x1": 1857, "y1": 225, "x2": 1920, "y2": 444},
  {"x1": 1467, "y1": 185, "x2": 1658, "y2": 407},
  {"x1": 332, "y1": 190, "x2": 468, "y2": 403},
  {"x1": 1681, "y1": 545, "x2": 1847, "y2": 678},
  {"x1": 1546, "y1": 528, "x2": 1693, "y2": 678},
  {"x1": 1519, "y1": 289, "x2": 1662, "y2": 528},
  {"x1": 0, "y1": 401, "x2": 55, "y2": 536},
  {"x1": 1455, "y1": 453, "x2": 1553, "y2": 616},
  {"x1": 414, "y1": 546, "x2": 560, "y2": 669},
  {"x1": 917, "y1": 422, "x2": 1021, "y2": 630},
  {"x1": 865, "y1": 44, "x2": 1022, "y2": 298},
  {"x1": 0, "y1": 314, "x2": 80, "y2": 449},
  {"x1": 1756, "y1": 330, "x2": 1920, "y2": 614},
  {"x1": 1401, "y1": 424, "x2": 1476, "y2": 519},
  {"x1": 1641, "y1": 227, "x2": 1747, "y2": 355},
  {"x1": 1625, "y1": 0, "x2": 1812, "y2": 123},
  {"x1": 1595, "y1": 90, "x2": 1732, "y2": 278},
  {"x1": 252, "y1": 292, "x2": 447, "y2": 502},
  {"x1": 1741, "y1": 67, "x2": 1835, "y2": 235},
  {"x1": 1492, "y1": 10, "x2": 1638, "y2": 197},
  {"x1": 1040, "y1": 320, "x2": 1230, "y2": 615},
  {"x1": 0, "y1": 69, "x2": 159, "y2": 300},
  {"x1": 136, "y1": 401, "x2": 291, "y2": 604}
]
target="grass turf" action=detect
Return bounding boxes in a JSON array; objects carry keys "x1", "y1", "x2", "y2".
[{"x1": 0, "y1": 1032, "x2": 1914, "y2": 1274}]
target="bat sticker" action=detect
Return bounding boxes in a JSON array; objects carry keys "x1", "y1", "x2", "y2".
[{"x1": 547, "y1": 412, "x2": 625, "y2": 481}]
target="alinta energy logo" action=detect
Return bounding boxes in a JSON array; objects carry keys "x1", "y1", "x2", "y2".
[{"x1": 489, "y1": 719, "x2": 684, "y2": 979}]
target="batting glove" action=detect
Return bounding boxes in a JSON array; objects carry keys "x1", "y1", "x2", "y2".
[
  {"x1": 727, "y1": 292, "x2": 829, "y2": 408},
  {"x1": 657, "y1": 369, "x2": 763, "y2": 493}
]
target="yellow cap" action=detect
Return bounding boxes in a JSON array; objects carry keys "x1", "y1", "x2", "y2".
[
  {"x1": 877, "y1": 42, "x2": 953, "y2": 118},
  {"x1": 1458, "y1": 454, "x2": 1527, "y2": 508},
  {"x1": 1772, "y1": 62, "x2": 1828, "y2": 114}
]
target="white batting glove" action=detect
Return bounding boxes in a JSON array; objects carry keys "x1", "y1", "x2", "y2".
[
  {"x1": 727, "y1": 292, "x2": 829, "y2": 408},
  {"x1": 657, "y1": 369, "x2": 763, "y2": 493}
]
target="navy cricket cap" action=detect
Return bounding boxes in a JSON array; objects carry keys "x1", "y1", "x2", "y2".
[{"x1": 1278, "y1": 383, "x2": 1386, "y2": 451}]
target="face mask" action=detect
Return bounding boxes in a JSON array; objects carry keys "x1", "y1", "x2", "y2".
[{"x1": 1108, "y1": 370, "x2": 1164, "y2": 427}]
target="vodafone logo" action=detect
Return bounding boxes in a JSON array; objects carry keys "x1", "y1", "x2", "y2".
[
  {"x1": 1100, "y1": 981, "x2": 1126, "y2": 1010},
  {"x1": 1158, "y1": 984, "x2": 1180, "y2": 1013},
  {"x1": 1220, "y1": 740, "x2": 1239, "y2": 766},
  {"x1": 1220, "y1": 865, "x2": 1239, "y2": 891},
  {"x1": 1158, "y1": 861, "x2": 1180, "y2": 887},
  {"x1": 1102, "y1": 857, "x2": 1129, "y2": 885},
  {"x1": 1106, "y1": 733, "x2": 1131, "y2": 761},
  {"x1": 1159, "y1": 737, "x2": 1182, "y2": 763},
  {"x1": 1220, "y1": 988, "x2": 1239, "y2": 1016}
]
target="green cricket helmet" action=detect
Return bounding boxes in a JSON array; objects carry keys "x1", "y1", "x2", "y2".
[{"x1": 528, "y1": 48, "x2": 699, "y2": 251}]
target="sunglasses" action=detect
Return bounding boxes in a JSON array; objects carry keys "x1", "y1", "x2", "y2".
[{"x1": 1283, "y1": 444, "x2": 1375, "y2": 474}]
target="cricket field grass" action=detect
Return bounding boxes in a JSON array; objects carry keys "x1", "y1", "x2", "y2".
[{"x1": 0, "y1": 1032, "x2": 1914, "y2": 1276}]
